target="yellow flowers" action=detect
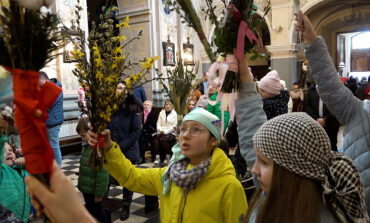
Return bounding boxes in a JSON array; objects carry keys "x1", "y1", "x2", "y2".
[
  {"x1": 114, "y1": 47, "x2": 122, "y2": 55},
  {"x1": 141, "y1": 56, "x2": 159, "y2": 69},
  {"x1": 96, "y1": 71, "x2": 103, "y2": 81},
  {"x1": 73, "y1": 48, "x2": 85, "y2": 59},
  {"x1": 114, "y1": 35, "x2": 127, "y2": 42},
  {"x1": 116, "y1": 16, "x2": 130, "y2": 29},
  {"x1": 93, "y1": 43, "x2": 104, "y2": 68}
]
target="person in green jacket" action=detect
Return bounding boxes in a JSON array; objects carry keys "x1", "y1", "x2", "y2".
[
  {"x1": 76, "y1": 118, "x2": 109, "y2": 223},
  {"x1": 0, "y1": 133, "x2": 31, "y2": 222},
  {"x1": 207, "y1": 85, "x2": 230, "y2": 133}
]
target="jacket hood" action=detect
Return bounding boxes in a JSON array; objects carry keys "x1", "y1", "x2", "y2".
[
  {"x1": 202, "y1": 148, "x2": 236, "y2": 180},
  {"x1": 49, "y1": 78, "x2": 62, "y2": 87}
]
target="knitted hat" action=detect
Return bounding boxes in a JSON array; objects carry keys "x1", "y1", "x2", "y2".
[
  {"x1": 253, "y1": 112, "x2": 369, "y2": 222},
  {"x1": 258, "y1": 70, "x2": 281, "y2": 95},
  {"x1": 182, "y1": 107, "x2": 221, "y2": 142}
]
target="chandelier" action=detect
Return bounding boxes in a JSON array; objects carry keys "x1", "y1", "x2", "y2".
[{"x1": 341, "y1": 5, "x2": 363, "y2": 26}]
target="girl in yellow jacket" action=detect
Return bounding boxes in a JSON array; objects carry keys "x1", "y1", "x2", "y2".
[
  {"x1": 99, "y1": 108, "x2": 247, "y2": 223},
  {"x1": 25, "y1": 108, "x2": 247, "y2": 223}
]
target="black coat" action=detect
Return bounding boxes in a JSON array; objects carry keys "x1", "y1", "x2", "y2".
[
  {"x1": 262, "y1": 89, "x2": 290, "y2": 120},
  {"x1": 141, "y1": 109, "x2": 159, "y2": 138},
  {"x1": 303, "y1": 86, "x2": 340, "y2": 150},
  {"x1": 108, "y1": 95, "x2": 141, "y2": 163}
]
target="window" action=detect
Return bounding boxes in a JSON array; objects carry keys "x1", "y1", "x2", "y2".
[{"x1": 352, "y1": 32, "x2": 370, "y2": 49}]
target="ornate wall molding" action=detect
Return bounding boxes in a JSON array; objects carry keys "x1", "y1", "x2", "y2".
[{"x1": 266, "y1": 44, "x2": 298, "y2": 59}]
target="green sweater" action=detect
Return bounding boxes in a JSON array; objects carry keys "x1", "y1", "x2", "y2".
[
  {"x1": 77, "y1": 145, "x2": 109, "y2": 197},
  {"x1": 0, "y1": 133, "x2": 30, "y2": 222},
  {"x1": 207, "y1": 91, "x2": 230, "y2": 132}
]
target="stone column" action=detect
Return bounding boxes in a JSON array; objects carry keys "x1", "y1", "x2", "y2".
[
  {"x1": 266, "y1": 44, "x2": 298, "y2": 90},
  {"x1": 265, "y1": 0, "x2": 299, "y2": 89},
  {"x1": 117, "y1": 0, "x2": 161, "y2": 104}
]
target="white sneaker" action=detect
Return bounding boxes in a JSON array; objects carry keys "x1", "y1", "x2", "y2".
[
  {"x1": 154, "y1": 155, "x2": 160, "y2": 165},
  {"x1": 164, "y1": 154, "x2": 171, "y2": 165}
]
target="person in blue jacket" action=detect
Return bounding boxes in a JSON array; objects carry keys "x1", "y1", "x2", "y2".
[
  {"x1": 235, "y1": 22, "x2": 368, "y2": 222},
  {"x1": 107, "y1": 81, "x2": 142, "y2": 220},
  {"x1": 39, "y1": 72, "x2": 64, "y2": 167},
  {"x1": 296, "y1": 11, "x2": 370, "y2": 214},
  {"x1": 133, "y1": 84, "x2": 147, "y2": 105}
]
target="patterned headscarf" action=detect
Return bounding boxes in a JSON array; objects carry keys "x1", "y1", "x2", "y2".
[{"x1": 253, "y1": 112, "x2": 369, "y2": 223}]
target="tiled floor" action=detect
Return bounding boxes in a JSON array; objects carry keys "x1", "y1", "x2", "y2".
[{"x1": 61, "y1": 153, "x2": 161, "y2": 223}]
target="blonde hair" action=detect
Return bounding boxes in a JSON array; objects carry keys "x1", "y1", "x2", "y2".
[{"x1": 143, "y1": 100, "x2": 153, "y2": 106}]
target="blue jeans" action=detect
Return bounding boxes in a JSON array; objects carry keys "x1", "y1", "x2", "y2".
[{"x1": 47, "y1": 125, "x2": 62, "y2": 166}]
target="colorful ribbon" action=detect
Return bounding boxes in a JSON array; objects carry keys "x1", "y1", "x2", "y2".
[{"x1": 229, "y1": 5, "x2": 263, "y2": 60}]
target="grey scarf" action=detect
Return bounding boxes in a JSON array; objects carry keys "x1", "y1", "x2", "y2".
[{"x1": 169, "y1": 156, "x2": 211, "y2": 191}]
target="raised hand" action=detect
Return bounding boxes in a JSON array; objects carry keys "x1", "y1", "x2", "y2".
[
  {"x1": 87, "y1": 127, "x2": 113, "y2": 151},
  {"x1": 25, "y1": 161, "x2": 96, "y2": 223},
  {"x1": 294, "y1": 10, "x2": 318, "y2": 46},
  {"x1": 237, "y1": 52, "x2": 253, "y2": 83}
]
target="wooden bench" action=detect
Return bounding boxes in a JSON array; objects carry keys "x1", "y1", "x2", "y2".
[
  {"x1": 103, "y1": 197, "x2": 124, "y2": 223},
  {"x1": 59, "y1": 135, "x2": 82, "y2": 155}
]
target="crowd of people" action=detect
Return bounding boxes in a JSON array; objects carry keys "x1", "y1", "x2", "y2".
[{"x1": 0, "y1": 11, "x2": 369, "y2": 223}]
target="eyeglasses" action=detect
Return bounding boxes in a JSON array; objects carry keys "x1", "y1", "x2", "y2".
[{"x1": 178, "y1": 126, "x2": 208, "y2": 138}]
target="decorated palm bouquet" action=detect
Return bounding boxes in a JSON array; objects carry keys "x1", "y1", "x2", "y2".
[
  {"x1": 168, "y1": 0, "x2": 270, "y2": 93},
  {"x1": 72, "y1": 6, "x2": 158, "y2": 170},
  {"x1": 0, "y1": 1, "x2": 64, "y2": 222}
]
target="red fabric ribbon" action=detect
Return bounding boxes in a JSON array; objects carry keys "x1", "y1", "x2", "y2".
[
  {"x1": 93, "y1": 134, "x2": 105, "y2": 150},
  {"x1": 11, "y1": 68, "x2": 62, "y2": 176},
  {"x1": 229, "y1": 5, "x2": 263, "y2": 60}
]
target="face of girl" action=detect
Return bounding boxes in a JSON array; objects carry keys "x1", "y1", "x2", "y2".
[
  {"x1": 165, "y1": 102, "x2": 172, "y2": 112},
  {"x1": 3, "y1": 143, "x2": 15, "y2": 167},
  {"x1": 208, "y1": 86, "x2": 216, "y2": 95},
  {"x1": 179, "y1": 120, "x2": 218, "y2": 165},
  {"x1": 252, "y1": 146, "x2": 274, "y2": 195},
  {"x1": 258, "y1": 88, "x2": 274, "y2": 100},
  {"x1": 143, "y1": 102, "x2": 152, "y2": 111},
  {"x1": 116, "y1": 83, "x2": 125, "y2": 94},
  {"x1": 188, "y1": 101, "x2": 195, "y2": 111}
]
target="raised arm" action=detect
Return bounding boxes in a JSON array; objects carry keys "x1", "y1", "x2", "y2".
[
  {"x1": 235, "y1": 56, "x2": 267, "y2": 169},
  {"x1": 296, "y1": 11, "x2": 364, "y2": 125}
]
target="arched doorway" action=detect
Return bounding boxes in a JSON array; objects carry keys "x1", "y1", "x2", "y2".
[{"x1": 294, "y1": 0, "x2": 370, "y2": 82}]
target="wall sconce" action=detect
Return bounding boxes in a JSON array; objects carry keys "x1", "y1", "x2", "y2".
[
  {"x1": 272, "y1": 25, "x2": 283, "y2": 33},
  {"x1": 183, "y1": 37, "x2": 194, "y2": 65}
]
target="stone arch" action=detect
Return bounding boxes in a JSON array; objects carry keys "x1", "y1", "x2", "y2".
[{"x1": 289, "y1": 0, "x2": 370, "y2": 47}]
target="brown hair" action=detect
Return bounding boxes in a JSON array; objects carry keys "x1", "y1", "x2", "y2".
[
  {"x1": 164, "y1": 100, "x2": 173, "y2": 107},
  {"x1": 245, "y1": 164, "x2": 325, "y2": 223},
  {"x1": 76, "y1": 118, "x2": 89, "y2": 134}
]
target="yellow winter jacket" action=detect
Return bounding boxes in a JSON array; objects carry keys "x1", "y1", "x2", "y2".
[{"x1": 103, "y1": 142, "x2": 248, "y2": 223}]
